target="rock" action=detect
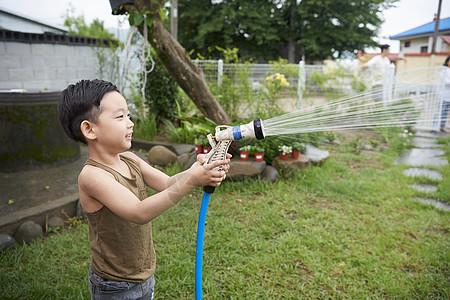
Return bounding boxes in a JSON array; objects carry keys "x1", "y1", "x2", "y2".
[
  {"x1": 363, "y1": 144, "x2": 373, "y2": 151},
  {"x1": 408, "y1": 184, "x2": 438, "y2": 193},
  {"x1": 227, "y1": 159, "x2": 266, "y2": 179},
  {"x1": 183, "y1": 153, "x2": 198, "y2": 171},
  {"x1": 403, "y1": 168, "x2": 443, "y2": 180},
  {"x1": 305, "y1": 144, "x2": 329, "y2": 165},
  {"x1": 177, "y1": 153, "x2": 193, "y2": 168},
  {"x1": 260, "y1": 165, "x2": 279, "y2": 182},
  {"x1": 0, "y1": 233, "x2": 16, "y2": 250},
  {"x1": 172, "y1": 144, "x2": 195, "y2": 156},
  {"x1": 14, "y1": 221, "x2": 43, "y2": 245},
  {"x1": 272, "y1": 154, "x2": 311, "y2": 172},
  {"x1": 395, "y1": 148, "x2": 448, "y2": 167},
  {"x1": 48, "y1": 216, "x2": 64, "y2": 229},
  {"x1": 147, "y1": 145, "x2": 177, "y2": 166}
]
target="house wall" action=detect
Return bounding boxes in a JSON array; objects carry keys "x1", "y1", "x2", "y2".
[
  {"x1": 0, "y1": 30, "x2": 114, "y2": 91},
  {"x1": 401, "y1": 37, "x2": 430, "y2": 54},
  {"x1": 395, "y1": 54, "x2": 449, "y2": 73}
]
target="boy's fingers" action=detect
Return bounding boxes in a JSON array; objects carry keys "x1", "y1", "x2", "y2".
[{"x1": 206, "y1": 159, "x2": 229, "y2": 170}]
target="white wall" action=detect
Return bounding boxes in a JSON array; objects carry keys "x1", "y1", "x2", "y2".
[{"x1": 0, "y1": 41, "x2": 102, "y2": 91}]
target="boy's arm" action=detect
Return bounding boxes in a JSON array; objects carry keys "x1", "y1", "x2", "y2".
[
  {"x1": 121, "y1": 151, "x2": 230, "y2": 192},
  {"x1": 79, "y1": 156, "x2": 229, "y2": 224}
]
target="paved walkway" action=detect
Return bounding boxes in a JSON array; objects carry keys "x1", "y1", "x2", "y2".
[{"x1": 397, "y1": 130, "x2": 450, "y2": 211}]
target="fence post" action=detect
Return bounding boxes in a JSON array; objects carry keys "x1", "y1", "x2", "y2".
[
  {"x1": 218, "y1": 59, "x2": 223, "y2": 91},
  {"x1": 383, "y1": 64, "x2": 395, "y2": 105},
  {"x1": 297, "y1": 61, "x2": 305, "y2": 110},
  {"x1": 435, "y1": 66, "x2": 445, "y2": 131}
]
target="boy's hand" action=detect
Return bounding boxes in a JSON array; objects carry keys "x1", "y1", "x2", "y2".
[{"x1": 190, "y1": 153, "x2": 232, "y2": 187}]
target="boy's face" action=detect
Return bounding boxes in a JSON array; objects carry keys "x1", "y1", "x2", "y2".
[{"x1": 93, "y1": 91, "x2": 134, "y2": 151}]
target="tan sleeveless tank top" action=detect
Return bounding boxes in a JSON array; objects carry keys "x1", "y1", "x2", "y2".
[{"x1": 84, "y1": 155, "x2": 156, "y2": 283}]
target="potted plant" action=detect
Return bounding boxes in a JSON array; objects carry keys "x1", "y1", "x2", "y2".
[
  {"x1": 278, "y1": 145, "x2": 292, "y2": 160},
  {"x1": 194, "y1": 137, "x2": 203, "y2": 154},
  {"x1": 254, "y1": 146, "x2": 265, "y2": 162},
  {"x1": 292, "y1": 142, "x2": 305, "y2": 159},
  {"x1": 239, "y1": 145, "x2": 252, "y2": 160}
]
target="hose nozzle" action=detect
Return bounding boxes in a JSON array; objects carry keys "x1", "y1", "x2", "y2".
[{"x1": 214, "y1": 118, "x2": 265, "y2": 141}]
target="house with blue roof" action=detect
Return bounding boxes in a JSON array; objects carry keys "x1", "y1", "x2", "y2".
[{"x1": 390, "y1": 16, "x2": 450, "y2": 55}]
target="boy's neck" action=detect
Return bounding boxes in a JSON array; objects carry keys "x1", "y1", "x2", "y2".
[{"x1": 87, "y1": 144, "x2": 123, "y2": 167}]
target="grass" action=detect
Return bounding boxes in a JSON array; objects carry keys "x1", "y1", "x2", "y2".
[{"x1": 1, "y1": 131, "x2": 449, "y2": 299}]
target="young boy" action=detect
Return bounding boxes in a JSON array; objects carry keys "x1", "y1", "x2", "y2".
[{"x1": 58, "y1": 79, "x2": 230, "y2": 299}]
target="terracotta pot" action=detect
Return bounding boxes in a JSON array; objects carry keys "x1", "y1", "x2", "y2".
[
  {"x1": 254, "y1": 152, "x2": 264, "y2": 162},
  {"x1": 240, "y1": 151, "x2": 249, "y2": 160},
  {"x1": 292, "y1": 150, "x2": 300, "y2": 159},
  {"x1": 203, "y1": 147, "x2": 212, "y2": 154},
  {"x1": 280, "y1": 152, "x2": 289, "y2": 160},
  {"x1": 195, "y1": 145, "x2": 203, "y2": 154}
]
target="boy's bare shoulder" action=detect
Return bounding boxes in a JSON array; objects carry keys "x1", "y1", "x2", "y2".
[
  {"x1": 120, "y1": 151, "x2": 139, "y2": 161},
  {"x1": 120, "y1": 151, "x2": 146, "y2": 166},
  {"x1": 78, "y1": 163, "x2": 114, "y2": 187}
]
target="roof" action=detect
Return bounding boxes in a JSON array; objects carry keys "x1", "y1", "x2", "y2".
[
  {"x1": 441, "y1": 35, "x2": 450, "y2": 44},
  {"x1": 390, "y1": 17, "x2": 450, "y2": 39},
  {"x1": 0, "y1": 6, "x2": 67, "y2": 33}
]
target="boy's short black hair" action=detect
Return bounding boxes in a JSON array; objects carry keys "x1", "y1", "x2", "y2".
[
  {"x1": 58, "y1": 79, "x2": 117, "y2": 144},
  {"x1": 380, "y1": 44, "x2": 390, "y2": 52}
]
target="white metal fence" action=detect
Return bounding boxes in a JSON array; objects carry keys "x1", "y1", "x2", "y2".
[
  {"x1": 194, "y1": 59, "x2": 446, "y2": 131},
  {"x1": 394, "y1": 66, "x2": 445, "y2": 131}
]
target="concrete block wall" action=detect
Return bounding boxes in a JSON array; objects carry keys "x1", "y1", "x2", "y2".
[
  {"x1": 0, "y1": 30, "x2": 118, "y2": 91},
  {"x1": 0, "y1": 41, "x2": 101, "y2": 91}
]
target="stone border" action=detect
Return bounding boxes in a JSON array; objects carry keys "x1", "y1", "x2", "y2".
[{"x1": 0, "y1": 193, "x2": 79, "y2": 236}]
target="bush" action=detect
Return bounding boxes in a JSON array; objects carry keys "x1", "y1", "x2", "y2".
[{"x1": 144, "y1": 52, "x2": 180, "y2": 122}]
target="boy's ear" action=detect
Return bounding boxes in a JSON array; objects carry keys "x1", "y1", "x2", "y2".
[{"x1": 80, "y1": 120, "x2": 97, "y2": 141}]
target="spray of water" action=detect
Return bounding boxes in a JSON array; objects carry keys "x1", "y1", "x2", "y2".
[{"x1": 262, "y1": 80, "x2": 442, "y2": 137}]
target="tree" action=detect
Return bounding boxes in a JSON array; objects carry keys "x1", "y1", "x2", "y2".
[
  {"x1": 177, "y1": 0, "x2": 284, "y2": 62},
  {"x1": 177, "y1": 0, "x2": 398, "y2": 62},
  {"x1": 288, "y1": 0, "x2": 398, "y2": 62},
  {"x1": 122, "y1": 0, "x2": 231, "y2": 125},
  {"x1": 63, "y1": 6, "x2": 116, "y2": 40}
]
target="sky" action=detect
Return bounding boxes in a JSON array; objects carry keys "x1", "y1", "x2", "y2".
[{"x1": 1, "y1": 0, "x2": 449, "y2": 53}]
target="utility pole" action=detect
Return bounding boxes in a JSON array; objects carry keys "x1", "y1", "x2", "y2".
[
  {"x1": 431, "y1": 0, "x2": 442, "y2": 54},
  {"x1": 170, "y1": 0, "x2": 178, "y2": 41}
]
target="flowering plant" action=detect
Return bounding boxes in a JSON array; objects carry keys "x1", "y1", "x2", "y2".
[
  {"x1": 254, "y1": 146, "x2": 265, "y2": 153},
  {"x1": 240, "y1": 145, "x2": 252, "y2": 152},
  {"x1": 265, "y1": 72, "x2": 290, "y2": 87},
  {"x1": 278, "y1": 145, "x2": 292, "y2": 155},
  {"x1": 292, "y1": 142, "x2": 306, "y2": 152}
]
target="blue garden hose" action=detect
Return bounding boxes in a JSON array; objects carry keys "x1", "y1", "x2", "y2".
[{"x1": 195, "y1": 191, "x2": 212, "y2": 300}]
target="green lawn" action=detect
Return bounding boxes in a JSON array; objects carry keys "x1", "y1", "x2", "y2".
[{"x1": 1, "y1": 133, "x2": 449, "y2": 299}]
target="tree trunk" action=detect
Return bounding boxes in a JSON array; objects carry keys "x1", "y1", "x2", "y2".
[
  {"x1": 127, "y1": 0, "x2": 230, "y2": 125},
  {"x1": 287, "y1": 0, "x2": 297, "y2": 63}
]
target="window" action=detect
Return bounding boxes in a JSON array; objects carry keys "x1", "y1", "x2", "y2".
[
  {"x1": 404, "y1": 41, "x2": 411, "y2": 47},
  {"x1": 420, "y1": 46, "x2": 428, "y2": 53}
]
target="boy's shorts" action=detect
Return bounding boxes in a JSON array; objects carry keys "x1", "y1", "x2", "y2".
[{"x1": 89, "y1": 267, "x2": 155, "y2": 300}]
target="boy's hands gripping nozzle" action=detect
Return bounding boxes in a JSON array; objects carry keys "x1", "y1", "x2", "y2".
[{"x1": 203, "y1": 119, "x2": 265, "y2": 194}]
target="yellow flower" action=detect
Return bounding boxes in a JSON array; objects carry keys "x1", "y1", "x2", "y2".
[
  {"x1": 8, "y1": 199, "x2": 14, "y2": 205},
  {"x1": 265, "y1": 75, "x2": 273, "y2": 82},
  {"x1": 275, "y1": 73, "x2": 282, "y2": 81},
  {"x1": 280, "y1": 78, "x2": 290, "y2": 87}
]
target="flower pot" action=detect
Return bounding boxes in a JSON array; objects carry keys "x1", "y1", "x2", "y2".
[
  {"x1": 195, "y1": 145, "x2": 203, "y2": 154},
  {"x1": 292, "y1": 150, "x2": 300, "y2": 159},
  {"x1": 203, "y1": 147, "x2": 212, "y2": 154},
  {"x1": 280, "y1": 152, "x2": 289, "y2": 160},
  {"x1": 240, "y1": 151, "x2": 249, "y2": 160},
  {"x1": 254, "y1": 152, "x2": 264, "y2": 162}
]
